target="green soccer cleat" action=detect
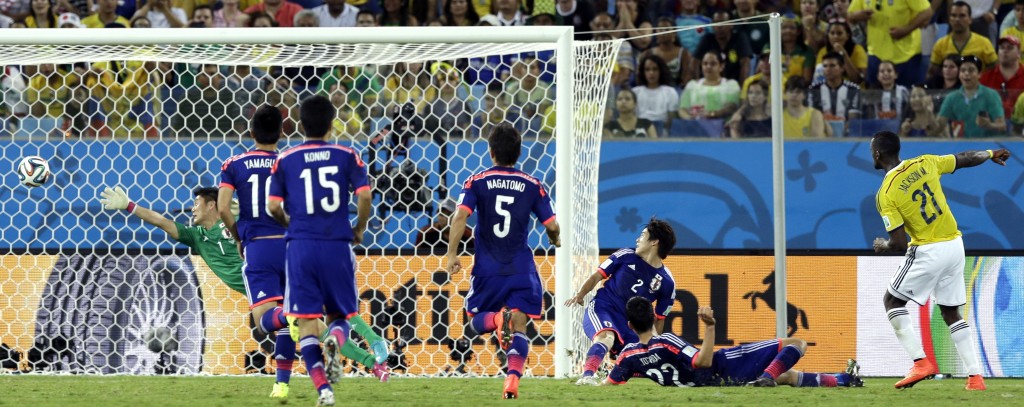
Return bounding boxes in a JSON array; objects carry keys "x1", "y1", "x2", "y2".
[
  {"x1": 269, "y1": 382, "x2": 289, "y2": 403},
  {"x1": 286, "y1": 316, "x2": 300, "y2": 343}
]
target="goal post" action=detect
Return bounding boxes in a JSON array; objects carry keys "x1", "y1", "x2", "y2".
[{"x1": 0, "y1": 27, "x2": 616, "y2": 376}]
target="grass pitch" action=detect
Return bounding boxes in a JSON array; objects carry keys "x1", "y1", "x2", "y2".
[{"x1": 0, "y1": 375, "x2": 1021, "y2": 406}]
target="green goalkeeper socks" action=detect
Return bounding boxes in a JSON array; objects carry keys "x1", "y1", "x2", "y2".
[
  {"x1": 348, "y1": 315, "x2": 383, "y2": 343},
  {"x1": 339, "y1": 337, "x2": 378, "y2": 368}
]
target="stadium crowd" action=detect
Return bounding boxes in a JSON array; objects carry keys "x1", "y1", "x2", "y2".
[{"x1": 1, "y1": 0, "x2": 1024, "y2": 138}]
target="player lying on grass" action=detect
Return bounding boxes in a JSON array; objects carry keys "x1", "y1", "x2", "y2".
[
  {"x1": 565, "y1": 217, "x2": 677, "y2": 386},
  {"x1": 601, "y1": 297, "x2": 863, "y2": 388},
  {"x1": 218, "y1": 105, "x2": 389, "y2": 401}
]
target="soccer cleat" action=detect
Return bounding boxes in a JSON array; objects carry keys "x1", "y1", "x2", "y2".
[
  {"x1": 575, "y1": 375, "x2": 599, "y2": 386},
  {"x1": 286, "y1": 315, "x2": 300, "y2": 343},
  {"x1": 495, "y1": 307, "x2": 514, "y2": 351},
  {"x1": 322, "y1": 336, "x2": 343, "y2": 384},
  {"x1": 846, "y1": 359, "x2": 865, "y2": 387},
  {"x1": 503, "y1": 374, "x2": 520, "y2": 399},
  {"x1": 371, "y1": 339, "x2": 390, "y2": 365},
  {"x1": 894, "y1": 358, "x2": 938, "y2": 389},
  {"x1": 316, "y1": 388, "x2": 335, "y2": 407},
  {"x1": 372, "y1": 362, "x2": 391, "y2": 382},
  {"x1": 965, "y1": 375, "x2": 986, "y2": 391},
  {"x1": 746, "y1": 376, "x2": 777, "y2": 387},
  {"x1": 269, "y1": 382, "x2": 289, "y2": 402}
]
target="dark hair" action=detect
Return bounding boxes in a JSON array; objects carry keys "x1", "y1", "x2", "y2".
[
  {"x1": 626, "y1": 296, "x2": 656, "y2": 333},
  {"x1": 826, "y1": 19, "x2": 856, "y2": 56},
  {"x1": 443, "y1": 0, "x2": 479, "y2": 26},
  {"x1": 193, "y1": 4, "x2": 213, "y2": 15},
  {"x1": 251, "y1": 104, "x2": 283, "y2": 144},
  {"x1": 130, "y1": 16, "x2": 151, "y2": 27},
  {"x1": 299, "y1": 95, "x2": 334, "y2": 138},
  {"x1": 822, "y1": 51, "x2": 844, "y2": 65},
  {"x1": 193, "y1": 186, "x2": 219, "y2": 206},
  {"x1": 872, "y1": 130, "x2": 901, "y2": 159},
  {"x1": 356, "y1": 10, "x2": 378, "y2": 24},
  {"x1": 656, "y1": 17, "x2": 682, "y2": 46},
  {"x1": 248, "y1": 12, "x2": 278, "y2": 27},
  {"x1": 487, "y1": 123, "x2": 521, "y2": 166},
  {"x1": 637, "y1": 54, "x2": 672, "y2": 87},
  {"x1": 785, "y1": 75, "x2": 807, "y2": 93},
  {"x1": 958, "y1": 54, "x2": 983, "y2": 71},
  {"x1": 951, "y1": 1, "x2": 972, "y2": 16},
  {"x1": 646, "y1": 217, "x2": 676, "y2": 259}
]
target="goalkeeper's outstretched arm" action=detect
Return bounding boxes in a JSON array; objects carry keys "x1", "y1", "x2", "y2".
[{"x1": 99, "y1": 186, "x2": 179, "y2": 239}]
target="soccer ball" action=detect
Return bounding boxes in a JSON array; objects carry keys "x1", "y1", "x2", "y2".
[{"x1": 17, "y1": 155, "x2": 51, "y2": 187}]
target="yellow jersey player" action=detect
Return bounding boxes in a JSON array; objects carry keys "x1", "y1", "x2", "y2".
[{"x1": 870, "y1": 130, "x2": 1011, "y2": 391}]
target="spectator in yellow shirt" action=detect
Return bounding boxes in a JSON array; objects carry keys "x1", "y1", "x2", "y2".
[
  {"x1": 82, "y1": 0, "x2": 131, "y2": 28},
  {"x1": 929, "y1": 2, "x2": 998, "y2": 82},
  {"x1": 848, "y1": 0, "x2": 933, "y2": 87},
  {"x1": 25, "y1": 64, "x2": 71, "y2": 119}
]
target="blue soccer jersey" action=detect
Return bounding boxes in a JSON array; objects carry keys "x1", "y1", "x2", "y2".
[
  {"x1": 220, "y1": 149, "x2": 286, "y2": 242},
  {"x1": 593, "y1": 249, "x2": 676, "y2": 319},
  {"x1": 608, "y1": 333, "x2": 714, "y2": 386},
  {"x1": 268, "y1": 140, "x2": 369, "y2": 241},
  {"x1": 457, "y1": 166, "x2": 555, "y2": 274}
]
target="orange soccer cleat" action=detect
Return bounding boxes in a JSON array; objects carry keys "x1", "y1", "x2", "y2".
[
  {"x1": 965, "y1": 375, "x2": 986, "y2": 391},
  {"x1": 503, "y1": 374, "x2": 520, "y2": 399},
  {"x1": 494, "y1": 307, "x2": 513, "y2": 351},
  {"x1": 894, "y1": 359, "x2": 938, "y2": 389}
]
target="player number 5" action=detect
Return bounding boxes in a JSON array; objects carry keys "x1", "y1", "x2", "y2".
[{"x1": 493, "y1": 195, "x2": 514, "y2": 238}]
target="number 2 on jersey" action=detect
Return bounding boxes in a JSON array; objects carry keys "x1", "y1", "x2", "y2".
[
  {"x1": 912, "y1": 182, "x2": 943, "y2": 224},
  {"x1": 299, "y1": 166, "x2": 341, "y2": 215},
  {"x1": 493, "y1": 195, "x2": 514, "y2": 238}
]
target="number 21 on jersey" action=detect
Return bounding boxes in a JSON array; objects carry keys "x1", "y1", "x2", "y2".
[{"x1": 912, "y1": 182, "x2": 943, "y2": 224}]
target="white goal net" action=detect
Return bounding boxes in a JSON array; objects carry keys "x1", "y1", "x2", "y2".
[{"x1": 0, "y1": 27, "x2": 615, "y2": 377}]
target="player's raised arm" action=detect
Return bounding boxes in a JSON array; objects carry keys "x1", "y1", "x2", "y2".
[
  {"x1": 99, "y1": 185, "x2": 179, "y2": 240},
  {"x1": 954, "y1": 148, "x2": 1011, "y2": 169},
  {"x1": 693, "y1": 306, "x2": 716, "y2": 369},
  {"x1": 444, "y1": 207, "x2": 470, "y2": 274}
]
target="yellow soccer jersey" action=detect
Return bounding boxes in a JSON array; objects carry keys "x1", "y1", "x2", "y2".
[{"x1": 876, "y1": 154, "x2": 961, "y2": 245}]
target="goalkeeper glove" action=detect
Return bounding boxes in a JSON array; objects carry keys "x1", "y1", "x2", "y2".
[{"x1": 100, "y1": 186, "x2": 136, "y2": 213}]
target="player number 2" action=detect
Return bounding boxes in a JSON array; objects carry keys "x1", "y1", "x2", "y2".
[
  {"x1": 630, "y1": 279, "x2": 643, "y2": 293},
  {"x1": 911, "y1": 182, "x2": 943, "y2": 225},
  {"x1": 493, "y1": 195, "x2": 514, "y2": 238},
  {"x1": 299, "y1": 166, "x2": 341, "y2": 215},
  {"x1": 246, "y1": 174, "x2": 273, "y2": 217}
]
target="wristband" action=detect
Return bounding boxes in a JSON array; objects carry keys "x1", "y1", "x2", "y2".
[
  {"x1": 986, "y1": 149, "x2": 994, "y2": 159},
  {"x1": 126, "y1": 201, "x2": 137, "y2": 214}
]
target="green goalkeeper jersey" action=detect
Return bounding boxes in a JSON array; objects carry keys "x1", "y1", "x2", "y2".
[{"x1": 174, "y1": 221, "x2": 245, "y2": 294}]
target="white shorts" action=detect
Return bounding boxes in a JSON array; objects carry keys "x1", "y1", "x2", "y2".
[{"x1": 888, "y1": 236, "x2": 966, "y2": 306}]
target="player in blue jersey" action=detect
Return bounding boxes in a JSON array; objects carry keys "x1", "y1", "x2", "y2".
[
  {"x1": 565, "y1": 218, "x2": 677, "y2": 385},
  {"x1": 219, "y1": 106, "x2": 389, "y2": 401},
  {"x1": 602, "y1": 297, "x2": 863, "y2": 388},
  {"x1": 444, "y1": 123, "x2": 561, "y2": 399},
  {"x1": 267, "y1": 95, "x2": 373, "y2": 407}
]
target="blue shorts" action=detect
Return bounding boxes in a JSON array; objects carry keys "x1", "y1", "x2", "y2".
[
  {"x1": 713, "y1": 339, "x2": 782, "y2": 383},
  {"x1": 283, "y1": 239, "x2": 358, "y2": 319},
  {"x1": 242, "y1": 237, "x2": 286, "y2": 309},
  {"x1": 582, "y1": 299, "x2": 637, "y2": 354},
  {"x1": 464, "y1": 272, "x2": 543, "y2": 318}
]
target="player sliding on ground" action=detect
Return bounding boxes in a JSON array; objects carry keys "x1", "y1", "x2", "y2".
[
  {"x1": 565, "y1": 217, "x2": 677, "y2": 386},
  {"x1": 218, "y1": 105, "x2": 388, "y2": 401},
  {"x1": 601, "y1": 297, "x2": 863, "y2": 388},
  {"x1": 445, "y1": 123, "x2": 561, "y2": 399},
  {"x1": 870, "y1": 131, "x2": 1011, "y2": 390},
  {"x1": 268, "y1": 95, "x2": 373, "y2": 407}
]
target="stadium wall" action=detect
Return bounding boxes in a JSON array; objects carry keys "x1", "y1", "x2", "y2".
[
  {"x1": 2, "y1": 139, "x2": 1021, "y2": 251},
  {"x1": 3, "y1": 254, "x2": 1020, "y2": 377}
]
